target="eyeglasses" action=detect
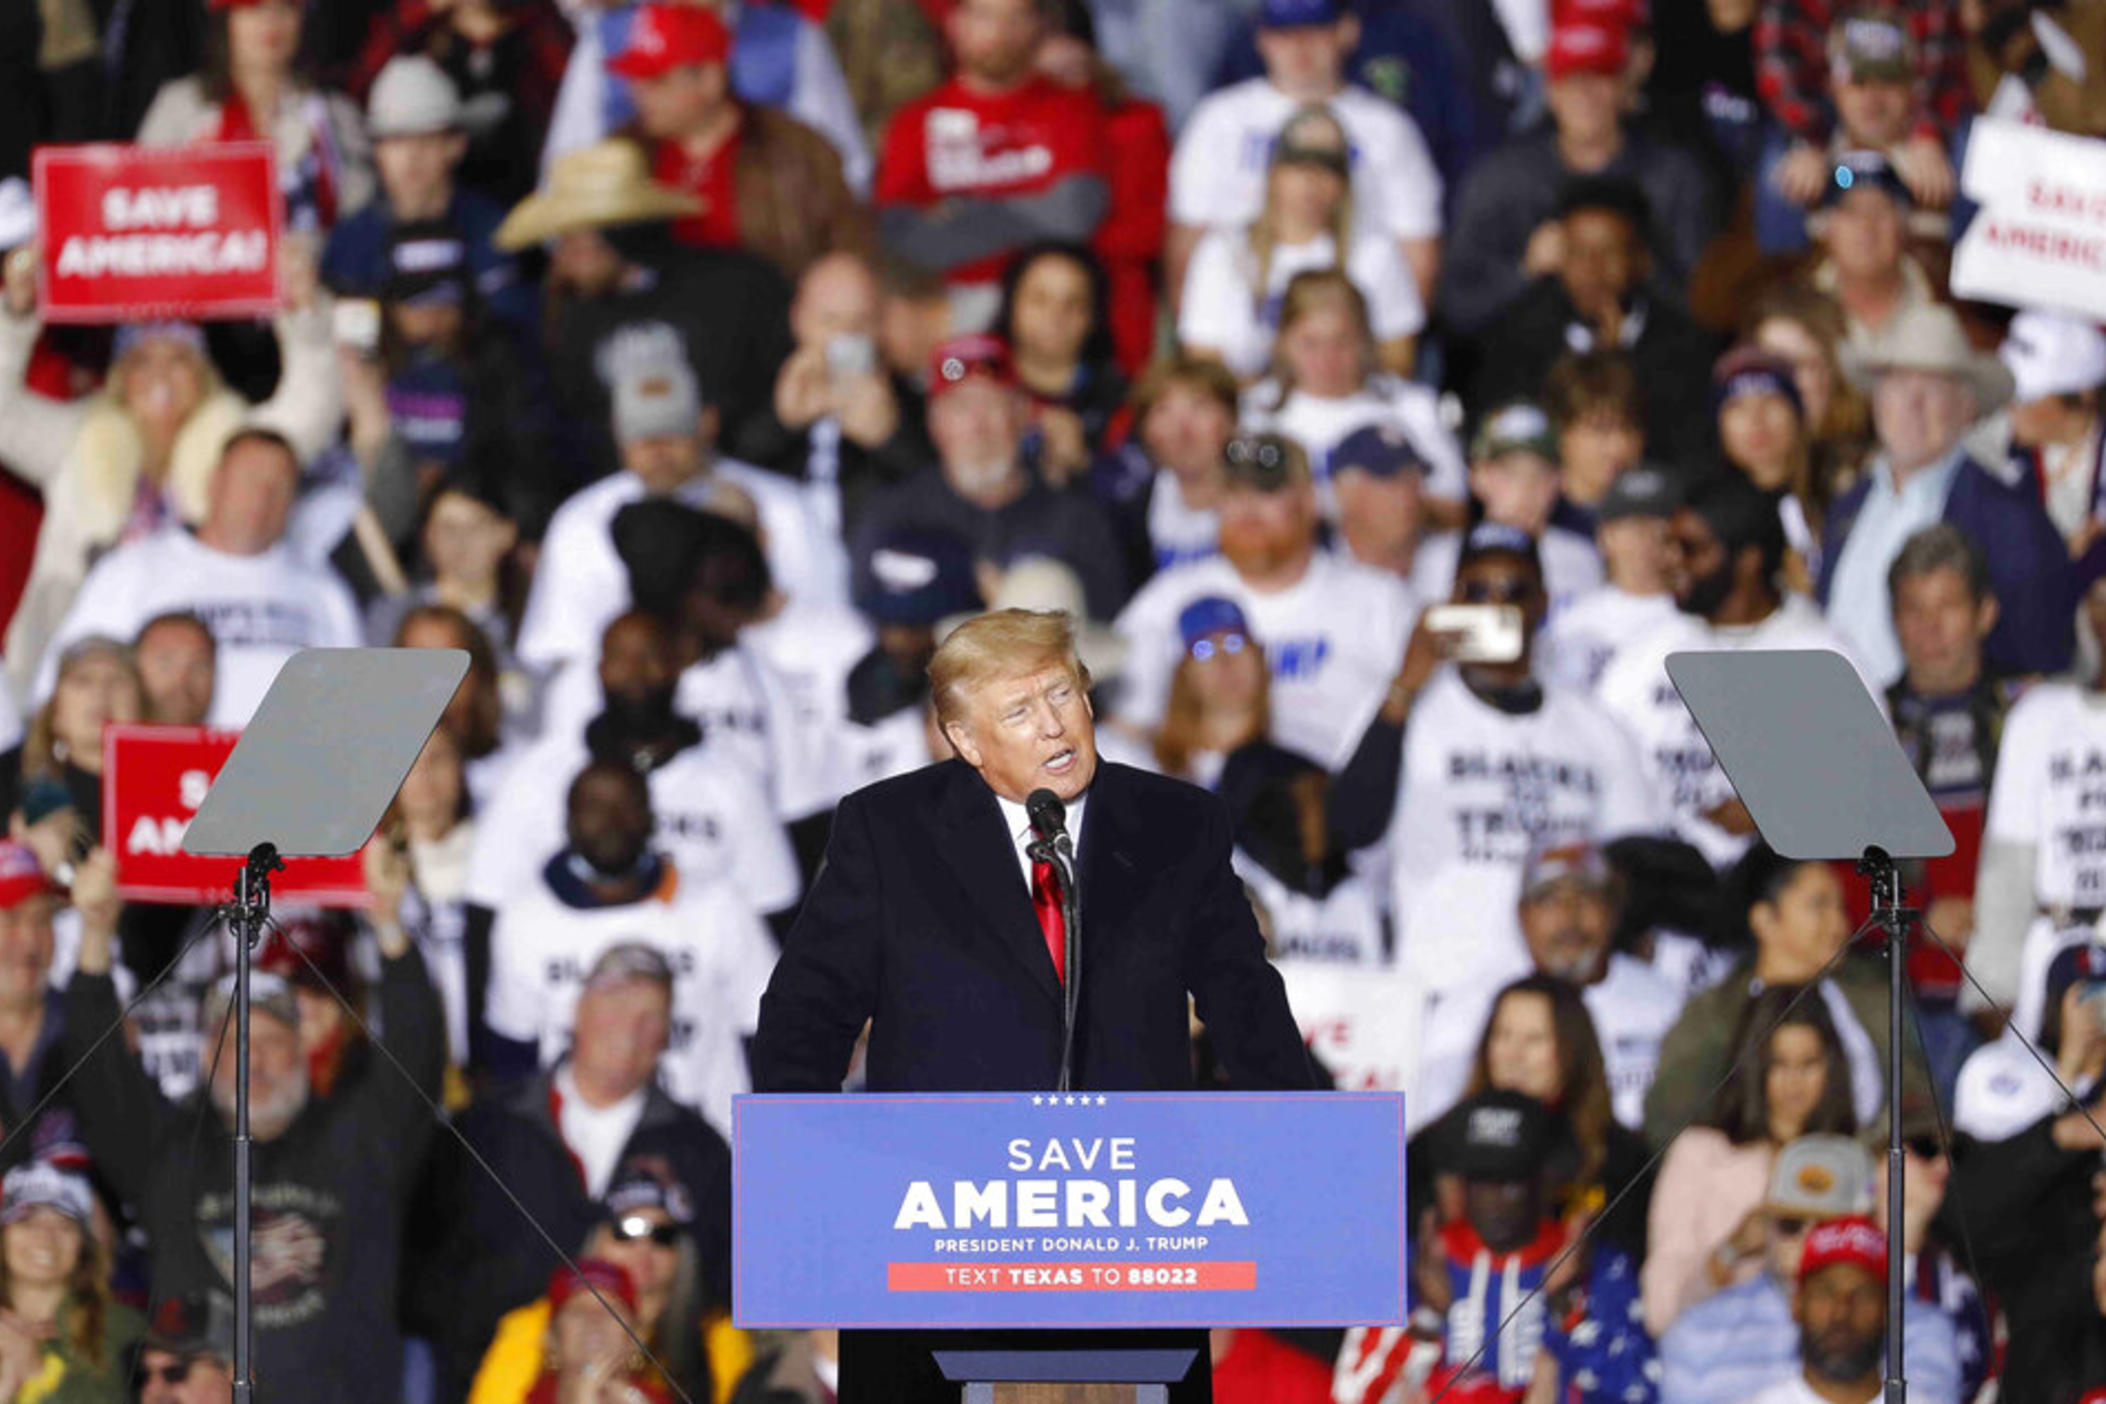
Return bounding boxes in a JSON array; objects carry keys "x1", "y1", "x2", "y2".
[
  {"x1": 1225, "y1": 438, "x2": 1285, "y2": 470},
  {"x1": 609, "y1": 1215, "x2": 682, "y2": 1247},
  {"x1": 1772, "y1": 1217, "x2": 1810, "y2": 1237},
  {"x1": 1458, "y1": 579, "x2": 1535, "y2": 604},
  {"x1": 1189, "y1": 633, "x2": 1248, "y2": 662}
]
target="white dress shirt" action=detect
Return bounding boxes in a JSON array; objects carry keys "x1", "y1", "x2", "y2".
[
  {"x1": 995, "y1": 790, "x2": 1089, "y2": 894},
  {"x1": 1826, "y1": 446, "x2": 1966, "y2": 686}
]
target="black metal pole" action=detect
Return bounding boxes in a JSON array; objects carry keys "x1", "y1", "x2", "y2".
[
  {"x1": 1858, "y1": 846, "x2": 1907, "y2": 1404},
  {"x1": 232, "y1": 843, "x2": 280, "y2": 1404}
]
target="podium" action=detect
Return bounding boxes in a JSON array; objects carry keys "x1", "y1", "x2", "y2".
[{"x1": 734, "y1": 1092, "x2": 1406, "y2": 1401}]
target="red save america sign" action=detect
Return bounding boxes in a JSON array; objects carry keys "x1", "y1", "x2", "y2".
[
  {"x1": 34, "y1": 143, "x2": 283, "y2": 324},
  {"x1": 101, "y1": 725, "x2": 371, "y2": 906}
]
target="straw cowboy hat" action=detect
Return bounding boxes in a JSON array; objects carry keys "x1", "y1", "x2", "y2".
[
  {"x1": 1839, "y1": 303, "x2": 2016, "y2": 410},
  {"x1": 494, "y1": 140, "x2": 701, "y2": 251}
]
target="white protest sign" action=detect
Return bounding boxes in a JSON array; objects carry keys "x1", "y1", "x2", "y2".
[{"x1": 1952, "y1": 119, "x2": 2106, "y2": 320}]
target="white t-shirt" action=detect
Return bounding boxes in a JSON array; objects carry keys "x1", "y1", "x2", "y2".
[
  {"x1": 1234, "y1": 853, "x2": 1387, "y2": 967},
  {"x1": 464, "y1": 731, "x2": 801, "y2": 918},
  {"x1": 1113, "y1": 550, "x2": 1417, "y2": 770},
  {"x1": 1408, "y1": 527, "x2": 1605, "y2": 621},
  {"x1": 1169, "y1": 79, "x2": 1442, "y2": 242},
  {"x1": 540, "y1": 641, "x2": 836, "y2": 821},
  {"x1": 1146, "y1": 473, "x2": 1221, "y2": 573},
  {"x1": 1179, "y1": 228, "x2": 1424, "y2": 380},
  {"x1": 1985, "y1": 683, "x2": 2106, "y2": 909},
  {"x1": 1385, "y1": 670, "x2": 1665, "y2": 998},
  {"x1": 1240, "y1": 376, "x2": 1467, "y2": 505},
  {"x1": 1414, "y1": 954, "x2": 1685, "y2": 1134},
  {"x1": 1278, "y1": 958, "x2": 1427, "y2": 1097},
  {"x1": 1595, "y1": 597, "x2": 1874, "y2": 869},
  {"x1": 742, "y1": 598, "x2": 875, "y2": 810},
  {"x1": 485, "y1": 863, "x2": 777, "y2": 1138},
  {"x1": 832, "y1": 703, "x2": 934, "y2": 795},
  {"x1": 554, "y1": 1066, "x2": 648, "y2": 1198},
  {"x1": 514, "y1": 460, "x2": 848, "y2": 673},
  {"x1": 1537, "y1": 585, "x2": 1680, "y2": 693},
  {"x1": 35, "y1": 530, "x2": 361, "y2": 725}
]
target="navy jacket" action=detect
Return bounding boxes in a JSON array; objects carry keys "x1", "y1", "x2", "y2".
[
  {"x1": 1818, "y1": 455, "x2": 2074, "y2": 677},
  {"x1": 754, "y1": 758, "x2": 1312, "y2": 1096},
  {"x1": 752, "y1": 759, "x2": 1310, "y2": 1403}
]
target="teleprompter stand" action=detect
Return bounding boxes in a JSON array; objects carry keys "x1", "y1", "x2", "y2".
[
  {"x1": 1668, "y1": 649, "x2": 1954, "y2": 1404},
  {"x1": 181, "y1": 647, "x2": 467, "y2": 1403}
]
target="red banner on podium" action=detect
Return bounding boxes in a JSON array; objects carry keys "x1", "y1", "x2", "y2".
[
  {"x1": 101, "y1": 725, "x2": 371, "y2": 906},
  {"x1": 34, "y1": 143, "x2": 283, "y2": 324}
]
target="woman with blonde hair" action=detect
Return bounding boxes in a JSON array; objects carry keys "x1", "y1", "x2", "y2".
[
  {"x1": 9, "y1": 640, "x2": 144, "y2": 849},
  {"x1": 0, "y1": 242, "x2": 341, "y2": 700},
  {"x1": 1238, "y1": 270, "x2": 1464, "y2": 517},
  {"x1": 1179, "y1": 106, "x2": 1422, "y2": 381},
  {"x1": 0, "y1": 1162, "x2": 143, "y2": 1404}
]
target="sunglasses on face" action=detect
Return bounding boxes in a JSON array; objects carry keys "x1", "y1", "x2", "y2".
[
  {"x1": 1189, "y1": 633, "x2": 1248, "y2": 662},
  {"x1": 609, "y1": 1215, "x2": 682, "y2": 1247},
  {"x1": 1772, "y1": 1217, "x2": 1810, "y2": 1237}
]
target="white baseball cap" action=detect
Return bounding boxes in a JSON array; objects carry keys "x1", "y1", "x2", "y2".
[{"x1": 2000, "y1": 309, "x2": 2106, "y2": 405}]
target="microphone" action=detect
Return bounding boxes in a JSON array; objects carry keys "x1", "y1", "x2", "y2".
[
  {"x1": 1025, "y1": 788, "x2": 1068, "y2": 846},
  {"x1": 1025, "y1": 788, "x2": 1080, "y2": 1093}
]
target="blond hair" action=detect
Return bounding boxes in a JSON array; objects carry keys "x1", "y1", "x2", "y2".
[{"x1": 929, "y1": 609, "x2": 1092, "y2": 733}]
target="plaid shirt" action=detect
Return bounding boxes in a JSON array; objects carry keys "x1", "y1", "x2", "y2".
[{"x1": 1755, "y1": 0, "x2": 1973, "y2": 145}]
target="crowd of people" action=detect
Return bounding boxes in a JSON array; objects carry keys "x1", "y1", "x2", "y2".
[{"x1": 4, "y1": 0, "x2": 2106, "y2": 1399}]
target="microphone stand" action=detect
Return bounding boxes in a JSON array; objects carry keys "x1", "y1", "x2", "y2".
[
  {"x1": 1027, "y1": 832, "x2": 1081, "y2": 1093},
  {"x1": 1856, "y1": 845, "x2": 1909, "y2": 1404},
  {"x1": 231, "y1": 842, "x2": 283, "y2": 1404}
]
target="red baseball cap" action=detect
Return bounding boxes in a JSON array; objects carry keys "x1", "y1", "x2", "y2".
[
  {"x1": 1798, "y1": 1215, "x2": 1887, "y2": 1286},
  {"x1": 928, "y1": 334, "x2": 1016, "y2": 398},
  {"x1": 547, "y1": 1259, "x2": 638, "y2": 1315},
  {"x1": 609, "y1": 3, "x2": 732, "y2": 81},
  {"x1": 1545, "y1": 20, "x2": 1630, "y2": 82},
  {"x1": 0, "y1": 844, "x2": 52, "y2": 911}
]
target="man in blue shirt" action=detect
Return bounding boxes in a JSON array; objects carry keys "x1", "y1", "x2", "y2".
[{"x1": 321, "y1": 56, "x2": 534, "y2": 333}]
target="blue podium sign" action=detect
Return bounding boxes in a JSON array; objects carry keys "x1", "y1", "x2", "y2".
[{"x1": 733, "y1": 1091, "x2": 1405, "y2": 1330}]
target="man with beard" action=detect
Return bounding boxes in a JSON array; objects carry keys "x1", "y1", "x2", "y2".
[
  {"x1": 1114, "y1": 433, "x2": 1418, "y2": 772},
  {"x1": 848, "y1": 336, "x2": 1126, "y2": 620},
  {"x1": 1376, "y1": 525, "x2": 1662, "y2": 1037},
  {"x1": 1336, "y1": 1089, "x2": 1656, "y2": 1404},
  {"x1": 483, "y1": 759, "x2": 777, "y2": 1138},
  {"x1": 1748, "y1": 1217, "x2": 1891, "y2": 1404},
  {"x1": 1598, "y1": 473, "x2": 1871, "y2": 870},
  {"x1": 466, "y1": 609, "x2": 801, "y2": 947},
  {"x1": 60, "y1": 847, "x2": 443, "y2": 1404},
  {"x1": 1663, "y1": 1141, "x2": 1962, "y2": 1404},
  {"x1": 1416, "y1": 841, "x2": 1684, "y2": 1132}
]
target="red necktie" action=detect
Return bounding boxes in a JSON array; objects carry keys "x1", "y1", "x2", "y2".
[{"x1": 1031, "y1": 857, "x2": 1067, "y2": 985}]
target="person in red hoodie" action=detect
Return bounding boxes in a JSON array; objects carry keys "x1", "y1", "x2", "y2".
[
  {"x1": 1033, "y1": 0, "x2": 1168, "y2": 378},
  {"x1": 873, "y1": 0, "x2": 1108, "y2": 330}
]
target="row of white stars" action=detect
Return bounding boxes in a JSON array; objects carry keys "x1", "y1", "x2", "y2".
[{"x1": 1031, "y1": 1095, "x2": 1110, "y2": 1106}]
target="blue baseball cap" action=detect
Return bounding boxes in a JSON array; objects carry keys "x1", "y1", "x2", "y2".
[
  {"x1": 1332, "y1": 423, "x2": 1428, "y2": 481},
  {"x1": 1258, "y1": 0, "x2": 1345, "y2": 28},
  {"x1": 853, "y1": 530, "x2": 982, "y2": 627},
  {"x1": 1456, "y1": 521, "x2": 1543, "y2": 575},
  {"x1": 1177, "y1": 596, "x2": 1251, "y2": 653}
]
